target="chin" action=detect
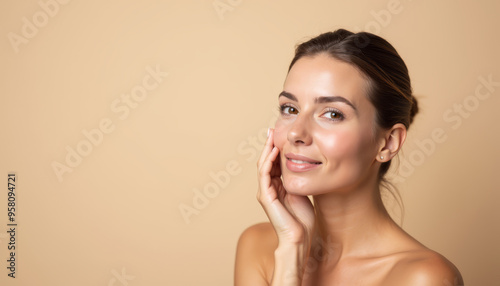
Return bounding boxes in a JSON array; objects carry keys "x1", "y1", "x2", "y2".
[{"x1": 282, "y1": 175, "x2": 319, "y2": 196}]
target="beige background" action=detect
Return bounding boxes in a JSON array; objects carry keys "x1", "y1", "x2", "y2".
[{"x1": 1, "y1": 0, "x2": 499, "y2": 285}]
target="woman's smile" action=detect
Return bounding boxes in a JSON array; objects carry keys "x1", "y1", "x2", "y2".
[{"x1": 285, "y1": 152, "x2": 322, "y2": 172}]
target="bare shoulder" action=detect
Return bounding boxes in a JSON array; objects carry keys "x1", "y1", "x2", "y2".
[
  {"x1": 386, "y1": 248, "x2": 464, "y2": 286},
  {"x1": 237, "y1": 222, "x2": 278, "y2": 256},
  {"x1": 234, "y1": 223, "x2": 277, "y2": 286}
]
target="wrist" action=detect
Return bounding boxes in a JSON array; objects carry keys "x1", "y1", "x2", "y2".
[
  {"x1": 275, "y1": 239, "x2": 311, "y2": 258},
  {"x1": 275, "y1": 242, "x2": 302, "y2": 252},
  {"x1": 272, "y1": 244, "x2": 308, "y2": 286}
]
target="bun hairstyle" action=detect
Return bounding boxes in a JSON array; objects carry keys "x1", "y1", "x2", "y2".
[{"x1": 288, "y1": 29, "x2": 419, "y2": 179}]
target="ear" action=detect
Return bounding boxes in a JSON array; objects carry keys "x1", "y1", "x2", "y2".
[{"x1": 377, "y1": 123, "x2": 407, "y2": 162}]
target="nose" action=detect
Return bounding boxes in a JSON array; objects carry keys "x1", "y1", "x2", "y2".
[{"x1": 287, "y1": 113, "x2": 313, "y2": 146}]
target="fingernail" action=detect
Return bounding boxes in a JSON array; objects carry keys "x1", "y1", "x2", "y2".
[{"x1": 267, "y1": 128, "x2": 270, "y2": 138}]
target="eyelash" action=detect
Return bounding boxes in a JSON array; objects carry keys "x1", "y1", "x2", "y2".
[
  {"x1": 323, "y1": 107, "x2": 345, "y2": 121},
  {"x1": 278, "y1": 104, "x2": 345, "y2": 121},
  {"x1": 278, "y1": 103, "x2": 297, "y2": 115}
]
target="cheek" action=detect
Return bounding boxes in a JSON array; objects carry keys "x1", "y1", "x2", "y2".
[
  {"x1": 317, "y1": 130, "x2": 374, "y2": 167},
  {"x1": 317, "y1": 128, "x2": 367, "y2": 160},
  {"x1": 317, "y1": 130, "x2": 349, "y2": 159},
  {"x1": 273, "y1": 119, "x2": 287, "y2": 149}
]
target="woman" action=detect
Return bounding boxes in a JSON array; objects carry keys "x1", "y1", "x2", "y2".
[{"x1": 234, "y1": 29, "x2": 463, "y2": 285}]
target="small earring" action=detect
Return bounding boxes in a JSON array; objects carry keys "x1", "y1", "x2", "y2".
[{"x1": 380, "y1": 155, "x2": 384, "y2": 160}]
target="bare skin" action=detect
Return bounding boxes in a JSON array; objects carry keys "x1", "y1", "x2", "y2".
[{"x1": 234, "y1": 54, "x2": 464, "y2": 286}]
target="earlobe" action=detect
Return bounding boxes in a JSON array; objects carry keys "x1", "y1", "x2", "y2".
[{"x1": 377, "y1": 123, "x2": 407, "y2": 162}]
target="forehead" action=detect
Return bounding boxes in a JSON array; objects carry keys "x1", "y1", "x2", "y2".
[{"x1": 283, "y1": 54, "x2": 370, "y2": 105}]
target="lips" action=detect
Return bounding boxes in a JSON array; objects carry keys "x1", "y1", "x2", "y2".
[
  {"x1": 284, "y1": 153, "x2": 322, "y2": 172},
  {"x1": 285, "y1": 153, "x2": 321, "y2": 164}
]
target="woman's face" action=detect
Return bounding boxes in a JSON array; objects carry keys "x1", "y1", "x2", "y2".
[{"x1": 274, "y1": 53, "x2": 382, "y2": 195}]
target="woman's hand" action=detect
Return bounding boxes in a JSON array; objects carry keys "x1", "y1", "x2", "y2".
[{"x1": 257, "y1": 128, "x2": 316, "y2": 285}]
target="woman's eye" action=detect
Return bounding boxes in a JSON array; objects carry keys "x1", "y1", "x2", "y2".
[
  {"x1": 324, "y1": 110, "x2": 344, "y2": 120},
  {"x1": 281, "y1": 105, "x2": 298, "y2": 115}
]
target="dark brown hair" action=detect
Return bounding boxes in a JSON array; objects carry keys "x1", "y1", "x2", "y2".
[{"x1": 288, "y1": 29, "x2": 418, "y2": 179}]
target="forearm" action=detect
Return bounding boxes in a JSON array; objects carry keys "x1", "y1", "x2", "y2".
[{"x1": 270, "y1": 245, "x2": 307, "y2": 286}]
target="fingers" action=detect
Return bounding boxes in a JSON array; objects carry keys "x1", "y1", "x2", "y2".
[
  {"x1": 257, "y1": 128, "x2": 279, "y2": 193},
  {"x1": 257, "y1": 128, "x2": 281, "y2": 204},
  {"x1": 255, "y1": 129, "x2": 312, "y2": 245},
  {"x1": 257, "y1": 128, "x2": 276, "y2": 169},
  {"x1": 255, "y1": 128, "x2": 292, "y2": 227},
  {"x1": 257, "y1": 146, "x2": 279, "y2": 201},
  {"x1": 270, "y1": 147, "x2": 282, "y2": 178}
]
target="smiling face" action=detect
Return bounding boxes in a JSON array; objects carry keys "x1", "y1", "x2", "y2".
[{"x1": 274, "y1": 53, "x2": 383, "y2": 195}]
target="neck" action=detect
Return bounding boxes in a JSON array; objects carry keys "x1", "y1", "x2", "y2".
[{"x1": 310, "y1": 173, "x2": 399, "y2": 265}]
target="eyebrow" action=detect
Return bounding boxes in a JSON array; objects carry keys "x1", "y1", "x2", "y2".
[{"x1": 279, "y1": 91, "x2": 358, "y2": 112}]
